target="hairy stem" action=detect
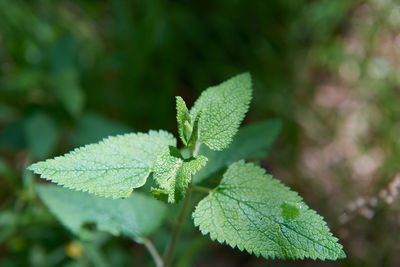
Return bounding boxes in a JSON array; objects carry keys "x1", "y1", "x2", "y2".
[
  {"x1": 163, "y1": 188, "x2": 193, "y2": 267},
  {"x1": 143, "y1": 238, "x2": 163, "y2": 267}
]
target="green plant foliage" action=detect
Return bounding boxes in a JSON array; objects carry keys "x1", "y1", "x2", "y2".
[
  {"x1": 194, "y1": 119, "x2": 281, "y2": 183},
  {"x1": 193, "y1": 161, "x2": 345, "y2": 260},
  {"x1": 24, "y1": 112, "x2": 58, "y2": 159},
  {"x1": 176, "y1": 96, "x2": 191, "y2": 146},
  {"x1": 189, "y1": 73, "x2": 252, "y2": 151},
  {"x1": 50, "y1": 68, "x2": 85, "y2": 116},
  {"x1": 186, "y1": 111, "x2": 201, "y2": 152},
  {"x1": 4, "y1": 0, "x2": 391, "y2": 265},
  {"x1": 28, "y1": 130, "x2": 176, "y2": 198},
  {"x1": 70, "y1": 112, "x2": 131, "y2": 147},
  {"x1": 152, "y1": 146, "x2": 207, "y2": 203},
  {"x1": 27, "y1": 73, "x2": 345, "y2": 265},
  {"x1": 36, "y1": 184, "x2": 166, "y2": 239}
]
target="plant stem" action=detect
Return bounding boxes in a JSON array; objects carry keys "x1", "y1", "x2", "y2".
[
  {"x1": 192, "y1": 141, "x2": 200, "y2": 156},
  {"x1": 163, "y1": 140, "x2": 202, "y2": 266},
  {"x1": 82, "y1": 242, "x2": 109, "y2": 267},
  {"x1": 143, "y1": 238, "x2": 164, "y2": 267},
  {"x1": 163, "y1": 188, "x2": 193, "y2": 267},
  {"x1": 190, "y1": 184, "x2": 211, "y2": 193}
]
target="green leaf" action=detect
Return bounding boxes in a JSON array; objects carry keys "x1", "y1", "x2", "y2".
[
  {"x1": 24, "y1": 112, "x2": 59, "y2": 159},
  {"x1": 153, "y1": 146, "x2": 207, "y2": 203},
  {"x1": 150, "y1": 188, "x2": 169, "y2": 203},
  {"x1": 194, "y1": 119, "x2": 281, "y2": 183},
  {"x1": 71, "y1": 112, "x2": 131, "y2": 147},
  {"x1": 36, "y1": 184, "x2": 166, "y2": 239},
  {"x1": 186, "y1": 111, "x2": 201, "y2": 152},
  {"x1": 50, "y1": 68, "x2": 85, "y2": 116},
  {"x1": 0, "y1": 122, "x2": 27, "y2": 150},
  {"x1": 193, "y1": 161, "x2": 345, "y2": 260},
  {"x1": 28, "y1": 130, "x2": 176, "y2": 198},
  {"x1": 176, "y1": 96, "x2": 191, "y2": 146},
  {"x1": 190, "y1": 73, "x2": 252, "y2": 151}
]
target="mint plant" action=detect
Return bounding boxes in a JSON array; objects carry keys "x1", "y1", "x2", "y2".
[{"x1": 28, "y1": 73, "x2": 345, "y2": 266}]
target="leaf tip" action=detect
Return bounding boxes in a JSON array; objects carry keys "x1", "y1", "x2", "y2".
[{"x1": 338, "y1": 249, "x2": 347, "y2": 259}]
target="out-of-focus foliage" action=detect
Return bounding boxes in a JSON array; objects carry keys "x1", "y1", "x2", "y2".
[
  {"x1": 194, "y1": 119, "x2": 281, "y2": 184},
  {"x1": 1, "y1": 0, "x2": 399, "y2": 266},
  {"x1": 36, "y1": 185, "x2": 167, "y2": 239}
]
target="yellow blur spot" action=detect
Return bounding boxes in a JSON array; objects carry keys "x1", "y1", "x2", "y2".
[{"x1": 65, "y1": 241, "x2": 84, "y2": 259}]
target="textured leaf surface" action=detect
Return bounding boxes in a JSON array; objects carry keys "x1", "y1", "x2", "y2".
[
  {"x1": 190, "y1": 73, "x2": 252, "y2": 151},
  {"x1": 193, "y1": 161, "x2": 345, "y2": 260},
  {"x1": 37, "y1": 184, "x2": 166, "y2": 239},
  {"x1": 176, "y1": 96, "x2": 191, "y2": 145},
  {"x1": 29, "y1": 130, "x2": 176, "y2": 198},
  {"x1": 153, "y1": 146, "x2": 207, "y2": 203},
  {"x1": 194, "y1": 119, "x2": 281, "y2": 183}
]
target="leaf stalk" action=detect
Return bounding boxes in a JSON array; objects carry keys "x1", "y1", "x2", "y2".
[
  {"x1": 190, "y1": 184, "x2": 211, "y2": 193},
  {"x1": 143, "y1": 238, "x2": 164, "y2": 267}
]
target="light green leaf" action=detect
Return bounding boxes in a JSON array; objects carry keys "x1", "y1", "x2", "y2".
[
  {"x1": 190, "y1": 73, "x2": 252, "y2": 151},
  {"x1": 193, "y1": 161, "x2": 345, "y2": 260},
  {"x1": 176, "y1": 96, "x2": 191, "y2": 146},
  {"x1": 150, "y1": 188, "x2": 169, "y2": 203},
  {"x1": 186, "y1": 111, "x2": 201, "y2": 152},
  {"x1": 153, "y1": 146, "x2": 207, "y2": 203},
  {"x1": 36, "y1": 184, "x2": 166, "y2": 239},
  {"x1": 28, "y1": 130, "x2": 176, "y2": 198},
  {"x1": 194, "y1": 119, "x2": 281, "y2": 183}
]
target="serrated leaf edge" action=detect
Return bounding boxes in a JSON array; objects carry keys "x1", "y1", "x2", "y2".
[
  {"x1": 28, "y1": 130, "x2": 175, "y2": 199},
  {"x1": 192, "y1": 161, "x2": 346, "y2": 260}
]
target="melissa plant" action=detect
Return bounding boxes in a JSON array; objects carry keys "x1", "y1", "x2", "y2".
[{"x1": 28, "y1": 73, "x2": 345, "y2": 266}]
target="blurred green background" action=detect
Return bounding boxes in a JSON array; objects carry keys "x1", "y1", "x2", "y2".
[{"x1": 1, "y1": 0, "x2": 400, "y2": 266}]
